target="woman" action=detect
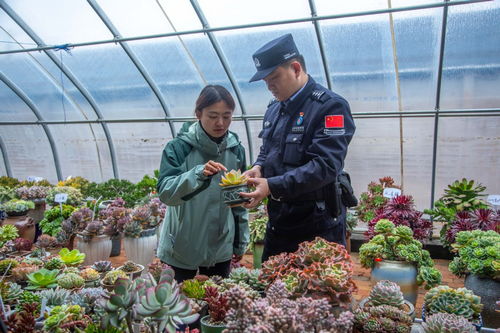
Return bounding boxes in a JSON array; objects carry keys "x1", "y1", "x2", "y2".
[{"x1": 156, "y1": 85, "x2": 249, "y2": 282}]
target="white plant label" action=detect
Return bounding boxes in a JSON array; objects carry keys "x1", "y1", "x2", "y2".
[
  {"x1": 383, "y1": 187, "x2": 401, "y2": 199},
  {"x1": 54, "y1": 193, "x2": 68, "y2": 203},
  {"x1": 487, "y1": 194, "x2": 500, "y2": 206},
  {"x1": 27, "y1": 176, "x2": 44, "y2": 182}
]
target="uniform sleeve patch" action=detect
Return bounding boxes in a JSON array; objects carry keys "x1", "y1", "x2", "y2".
[{"x1": 325, "y1": 115, "x2": 344, "y2": 128}]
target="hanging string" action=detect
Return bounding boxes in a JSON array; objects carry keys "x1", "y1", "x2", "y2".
[{"x1": 53, "y1": 44, "x2": 73, "y2": 123}]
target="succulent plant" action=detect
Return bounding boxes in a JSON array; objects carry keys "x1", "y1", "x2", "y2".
[
  {"x1": 0, "y1": 258, "x2": 18, "y2": 275},
  {"x1": 0, "y1": 185, "x2": 16, "y2": 202},
  {"x1": 80, "y1": 267, "x2": 100, "y2": 281},
  {"x1": 366, "y1": 195, "x2": 432, "y2": 241},
  {"x1": 366, "y1": 280, "x2": 405, "y2": 308},
  {"x1": 36, "y1": 288, "x2": 71, "y2": 307},
  {"x1": 35, "y1": 234, "x2": 58, "y2": 249},
  {"x1": 6, "y1": 302, "x2": 38, "y2": 333},
  {"x1": 359, "y1": 219, "x2": 441, "y2": 289},
  {"x1": 424, "y1": 285, "x2": 482, "y2": 321},
  {"x1": 148, "y1": 259, "x2": 171, "y2": 282},
  {"x1": 0, "y1": 199, "x2": 35, "y2": 214},
  {"x1": 0, "y1": 281, "x2": 22, "y2": 304},
  {"x1": 122, "y1": 219, "x2": 143, "y2": 238},
  {"x1": 102, "y1": 269, "x2": 128, "y2": 285},
  {"x1": 46, "y1": 186, "x2": 83, "y2": 206},
  {"x1": 219, "y1": 169, "x2": 248, "y2": 186},
  {"x1": 203, "y1": 285, "x2": 229, "y2": 324},
  {"x1": 15, "y1": 185, "x2": 50, "y2": 200},
  {"x1": 445, "y1": 209, "x2": 499, "y2": 247},
  {"x1": 248, "y1": 216, "x2": 267, "y2": 248},
  {"x1": 44, "y1": 257, "x2": 65, "y2": 270},
  {"x1": 0, "y1": 224, "x2": 19, "y2": 246},
  {"x1": 136, "y1": 270, "x2": 199, "y2": 333},
  {"x1": 353, "y1": 305, "x2": 413, "y2": 333},
  {"x1": 356, "y1": 176, "x2": 400, "y2": 223},
  {"x1": 68, "y1": 287, "x2": 105, "y2": 314},
  {"x1": 13, "y1": 237, "x2": 33, "y2": 251},
  {"x1": 423, "y1": 312, "x2": 476, "y2": 332},
  {"x1": 91, "y1": 260, "x2": 113, "y2": 273},
  {"x1": 16, "y1": 290, "x2": 41, "y2": 312},
  {"x1": 39, "y1": 205, "x2": 76, "y2": 237},
  {"x1": 449, "y1": 230, "x2": 500, "y2": 279},
  {"x1": 181, "y1": 278, "x2": 206, "y2": 300},
  {"x1": 228, "y1": 267, "x2": 266, "y2": 292},
  {"x1": 26, "y1": 268, "x2": 60, "y2": 290},
  {"x1": 43, "y1": 304, "x2": 87, "y2": 332},
  {"x1": 120, "y1": 260, "x2": 142, "y2": 273},
  {"x1": 57, "y1": 272, "x2": 85, "y2": 289},
  {"x1": 58, "y1": 248, "x2": 85, "y2": 266},
  {"x1": 11, "y1": 262, "x2": 39, "y2": 282},
  {"x1": 62, "y1": 266, "x2": 80, "y2": 274}
]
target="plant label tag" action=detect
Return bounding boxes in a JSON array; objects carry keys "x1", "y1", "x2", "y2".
[
  {"x1": 54, "y1": 193, "x2": 68, "y2": 203},
  {"x1": 487, "y1": 194, "x2": 500, "y2": 206},
  {"x1": 383, "y1": 188, "x2": 401, "y2": 199},
  {"x1": 27, "y1": 176, "x2": 44, "y2": 182}
]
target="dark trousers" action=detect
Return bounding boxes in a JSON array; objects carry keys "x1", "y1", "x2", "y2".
[
  {"x1": 170, "y1": 260, "x2": 231, "y2": 283},
  {"x1": 262, "y1": 204, "x2": 346, "y2": 262}
]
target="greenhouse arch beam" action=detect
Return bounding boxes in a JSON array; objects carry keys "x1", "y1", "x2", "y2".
[
  {"x1": 0, "y1": 0, "x2": 120, "y2": 179},
  {"x1": 86, "y1": 0, "x2": 177, "y2": 138},
  {"x1": 0, "y1": 135, "x2": 12, "y2": 177},
  {"x1": 190, "y1": 0, "x2": 254, "y2": 163},
  {"x1": 0, "y1": 71, "x2": 62, "y2": 180},
  {"x1": 0, "y1": 0, "x2": 489, "y2": 56},
  {"x1": 308, "y1": 0, "x2": 332, "y2": 90}
]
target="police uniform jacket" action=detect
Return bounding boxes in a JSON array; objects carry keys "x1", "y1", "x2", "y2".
[{"x1": 255, "y1": 76, "x2": 355, "y2": 235}]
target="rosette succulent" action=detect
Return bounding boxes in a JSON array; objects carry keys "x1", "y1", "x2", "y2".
[
  {"x1": 57, "y1": 272, "x2": 85, "y2": 289},
  {"x1": 366, "y1": 280, "x2": 405, "y2": 308},
  {"x1": 46, "y1": 186, "x2": 83, "y2": 206},
  {"x1": 58, "y1": 248, "x2": 85, "y2": 266},
  {"x1": 359, "y1": 219, "x2": 441, "y2": 289},
  {"x1": 356, "y1": 176, "x2": 400, "y2": 223},
  {"x1": 102, "y1": 269, "x2": 128, "y2": 285},
  {"x1": 79, "y1": 267, "x2": 100, "y2": 281},
  {"x1": 26, "y1": 268, "x2": 60, "y2": 290},
  {"x1": 0, "y1": 199, "x2": 35, "y2": 214},
  {"x1": 424, "y1": 285, "x2": 482, "y2": 321},
  {"x1": 353, "y1": 305, "x2": 412, "y2": 333},
  {"x1": 219, "y1": 169, "x2": 248, "y2": 186},
  {"x1": 91, "y1": 260, "x2": 113, "y2": 274},
  {"x1": 423, "y1": 312, "x2": 476, "y2": 333}
]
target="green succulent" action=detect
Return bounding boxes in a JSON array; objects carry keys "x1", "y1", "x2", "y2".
[
  {"x1": 0, "y1": 281, "x2": 22, "y2": 304},
  {"x1": 16, "y1": 290, "x2": 41, "y2": 312},
  {"x1": 354, "y1": 305, "x2": 412, "y2": 333},
  {"x1": 120, "y1": 261, "x2": 142, "y2": 273},
  {"x1": 57, "y1": 272, "x2": 85, "y2": 289},
  {"x1": 424, "y1": 285, "x2": 482, "y2": 321},
  {"x1": 0, "y1": 199, "x2": 35, "y2": 213},
  {"x1": 58, "y1": 248, "x2": 85, "y2": 266},
  {"x1": 181, "y1": 278, "x2": 206, "y2": 299},
  {"x1": 44, "y1": 257, "x2": 65, "y2": 270},
  {"x1": 136, "y1": 270, "x2": 198, "y2": 333},
  {"x1": 102, "y1": 269, "x2": 128, "y2": 285},
  {"x1": 0, "y1": 258, "x2": 19, "y2": 275},
  {"x1": 36, "y1": 288, "x2": 71, "y2": 307},
  {"x1": 0, "y1": 224, "x2": 19, "y2": 246},
  {"x1": 359, "y1": 219, "x2": 441, "y2": 289},
  {"x1": 80, "y1": 267, "x2": 100, "y2": 281},
  {"x1": 39, "y1": 205, "x2": 76, "y2": 236},
  {"x1": 43, "y1": 304, "x2": 85, "y2": 332},
  {"x1": 26, "y1": 268, "x2": 60, "y2": 290},
  {"x1": 449, "y1": 230, "x2": 500, "y2": 279},
  {"x1": 46, "y1": 186, "x2": 83, "y2": 206},
  {"x1": 423, "y1": 312, "x2": 476, "y2": 333},
  {"x1": 0, "y1": 186, "x2": 16, "y2": 203},
  {"x1": 248, "y1": 216, "x2": 267, "y2": 247},
  {"x1": 228, "y1": 267, "x2": 266, "y2": 292},
  {"x1": 367, "y1": 280, "x2": 405, "y2": 308}
]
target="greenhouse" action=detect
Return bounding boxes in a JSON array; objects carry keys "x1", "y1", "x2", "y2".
[{"x1": 0, "y1": 0, "x2": 499, "y2": 332}]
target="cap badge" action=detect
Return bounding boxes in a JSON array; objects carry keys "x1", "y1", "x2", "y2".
[{"x1": 254, "y1": 57, "x2": 261, "y2": 68}]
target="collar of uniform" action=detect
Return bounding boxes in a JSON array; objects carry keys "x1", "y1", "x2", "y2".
[{"x1": 281, "y1": 76, "x2": 315, "y2": 112}]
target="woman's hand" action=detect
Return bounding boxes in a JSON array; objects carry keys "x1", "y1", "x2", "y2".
[{"x1": 203, "y1": 160, "x2": 227, "y2": 176}]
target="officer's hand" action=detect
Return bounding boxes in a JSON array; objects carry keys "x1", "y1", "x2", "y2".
[
  {"x1": 240, "y1": 177, "x2": 270, "y2": 209},
  {"x1": 203, "y1": 160, "x2": 227, "y2": 176},
  {"x1": 242, "y1": 165, "x2": 262, "y2": 179}
]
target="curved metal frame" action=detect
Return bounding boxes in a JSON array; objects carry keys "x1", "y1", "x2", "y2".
[
  {"x1": 0, "y1": 71, "x2": 62, "y2": 180},
  {"x1": 86, "y1": 0, "x2": 177, "y2": 139},
  {"x1": 0, "y1": 134, "x2": 12, "y2": 177},
  {"x1": 189, "y1": 0, "x2": 254, "y2": 163},
  {"x1": 0, "y1": 0, "x2": 120, "y2": 179},
  {"x1": 308, "y1": 0, "x2": 333, "y2": 90}
]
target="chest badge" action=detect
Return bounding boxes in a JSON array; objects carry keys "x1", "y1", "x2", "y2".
[{"x1": 296, "y1": 112, "x2": 304, "y2": 126}]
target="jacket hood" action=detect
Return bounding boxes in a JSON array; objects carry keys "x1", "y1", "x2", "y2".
[{"x1": 177, "y1": 121, "x2": 240, "y2": 157}]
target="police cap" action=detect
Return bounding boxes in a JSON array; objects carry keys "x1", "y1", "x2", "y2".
[{"x1": 249, "y1": 33, "x2": 300, "y2": 83}]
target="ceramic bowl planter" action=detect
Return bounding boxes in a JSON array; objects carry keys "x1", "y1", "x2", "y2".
[
  {"x1": 117, "y1": 263, "x2": 144, "y2": 279},
  {"x1": 221, "y1": 184, "x2": 250, "y2": 207},
  {"x1": 421, "y1": 305, "x2": 483, "y2": 331},
  {"x1": 200, "y1": 315, "x2": 226, "y2": 333},
  {"x1": 75, "y1": 234, "x2": 112, "y2": 266},
  {"x1": 370, "y1": 260, "x2": 418, "y2": 305},
  {"x1": 123, "y1": 228, "x2": 157, "y2": 268},
  {"x1": 358, "y1": 296, "x2": 415, "y2": 319}
]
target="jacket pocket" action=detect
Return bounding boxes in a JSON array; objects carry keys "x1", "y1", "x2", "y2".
[{"x1": 283, "y1": 134, "x2": 304, "y2": 165}]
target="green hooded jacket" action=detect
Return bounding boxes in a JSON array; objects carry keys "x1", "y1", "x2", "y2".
[{"x1": 156, "y1": 121, "x2": 249, "y2": 269}]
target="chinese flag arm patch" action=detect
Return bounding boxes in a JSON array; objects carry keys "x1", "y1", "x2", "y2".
[{"x1": 325, "y1": 115, "x2": 344, "y2": 128}]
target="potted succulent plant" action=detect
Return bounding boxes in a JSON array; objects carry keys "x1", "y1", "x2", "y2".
[
  {"x1": 101, "y1": 269, "x2": 128, "y2": 291},
  {"x1": 57, "y1": 271, "x2": 85, "y2": 290},
  {"x1": 15, "y1": 185, "x2": 50, "y2": 224},
  {"x1": 0, "y1": 199, "x2": 35, "y2": 217},
  {"x1": 91, "y1": 260, "x2": 113, "y2": 278},
  {"x1": 117, "y1": 260, "x2": 144, "y2": 279},
  {"x1": 0, "y1": 199, "x2": 36, "y2": 242},
  {"x1": 58, "y1": 248, "x2": 85, "y2": 267},
  {"x1": 448, "y1": 230, "x2": 500, "y2": 328},
  {"x1": 422, "y1": 312, "x2": 477, "y2": 333},
  {"x1": 356, "y1": 176, "x2": 400, "y2": 223},
  {"x1": 0, "y1": 224, "x2": 19, "y2": 248},
  {"x1": 100, "y1": 197, "x2": 131, "y2": 257},
  {"x1": 358, "y1": 219, "x2": 442, "y2": 305},
  {"x1": 358, "y1": 280, "x2": 415, "y2": 318},
  {"x1": 64, "y1": 207, "x2": 112, "y2": 266},
  {"x1": 0, "y1": 258, "x2": 18, "y2": 278},
  {"x1": 121, "y1": 201, "x2": 162, "y2": 268},
  {"x1": 422, "y1": 285, "x2": 483, "y2": 330},
  {"x1": 353, "y1": 304, "x2": 413, "y2": 333},
  {"x1": 79, "y1": 267, "x2": 101, "y2": 287},
  {"x1": 35, "y1": 234, "x2": 59, "y2": 255},
  {"x1": 248, "y1": 215, "x2": 267, "y2": 269},
  {"x1": 218, "y1": 169, "x2": 250, "y2": 207},
  {"x1": 46, "y1": 186, "x2": 83, "y2": 207},
  {"x1": 200, "y1": 286, "x2": 229, "y2": 333},
  {"x1": 39, "y1": 205, "x2": 76, "y2": 238},
  {"x1": 25, "y1": 268, "x2": 59, "y2": 290},
  {"x1": 445, "y1": 208, "x2": 499, "y2": 247}
]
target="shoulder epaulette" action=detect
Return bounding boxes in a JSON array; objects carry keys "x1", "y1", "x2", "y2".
[
  {"x1": 311, "y1": 90, "x2": 331, "y2": 103},
  {"x1": 268, "y1": 98, "x2": 279, "y2": 107}
]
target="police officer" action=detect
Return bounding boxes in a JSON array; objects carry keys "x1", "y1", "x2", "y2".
[{"x1": 241, "y1": 33, "x2": 356, "y2": 261}]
